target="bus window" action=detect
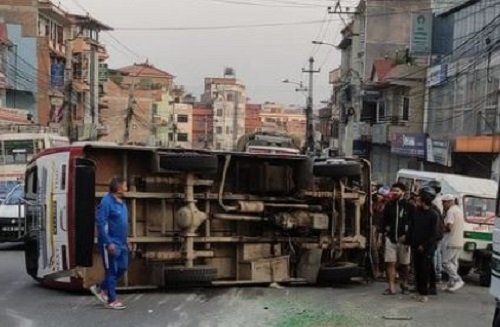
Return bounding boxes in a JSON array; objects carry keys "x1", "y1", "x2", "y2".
[
  {"x1": 3, "y1": 140, "x2": 34, "y2": 164},
  {"x1": 464, "y1": 196, "x2": 496, "y2": 225}
]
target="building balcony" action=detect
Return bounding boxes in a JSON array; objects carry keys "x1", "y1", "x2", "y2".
[{"x1": 48, "y1": 39, "x2": 66, "y2": 57}]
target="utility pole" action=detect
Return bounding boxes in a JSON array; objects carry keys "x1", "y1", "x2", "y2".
[
  {"x1": 89, "y1": 44, "x2": 97, "y2": 140},
  {"x1": 63, "y1": 39, "x2": 74, "y2": 142},
  {"x1": 123, "y1": 82, "x2": 135, "y2": 144},
  {"x1": 302, "y1": 57, "x2": 320, "y2": 154},
  {"x1": 204, "y1": 115, "x2": 209, "y2": 149}
]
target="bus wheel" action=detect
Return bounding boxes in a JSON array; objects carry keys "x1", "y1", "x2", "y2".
[
  {"x1": 164, "y1": 266, "x2": 218, "y2": 284},
  {"x1": 157, "y1": 152, "x2": 218, "y2": 174},
  {"x1": 313, "y1": 161, "x2": 362, "y2": 179}
]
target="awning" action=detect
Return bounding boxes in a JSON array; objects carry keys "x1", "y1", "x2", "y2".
[{"x1": 455, "y1": 136, "x2": 500, "y2": 153}]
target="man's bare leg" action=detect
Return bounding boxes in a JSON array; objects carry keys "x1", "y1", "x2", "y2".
[{"x1": 386, "y1": 262, "x2": 396, "y2": 293}]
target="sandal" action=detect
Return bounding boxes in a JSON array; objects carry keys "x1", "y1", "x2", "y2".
[
  {"x1": 382, "y1": 288, "x2": 397, "y2": 295},
  {"x1": 400, "y1": 283, "x2": 409, "y2": 294}
]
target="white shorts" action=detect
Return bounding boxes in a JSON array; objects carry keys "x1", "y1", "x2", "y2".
[{"x1": 384, "y1": 237, "x2": 411, "y2": 265}]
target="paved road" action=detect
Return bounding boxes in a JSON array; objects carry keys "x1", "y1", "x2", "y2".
[{"x1": 0, "y1": 243, "x2": 495, "y2": 327}]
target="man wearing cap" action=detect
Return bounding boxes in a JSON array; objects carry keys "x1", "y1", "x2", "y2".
[{"x1": 441, "y1": 194, "x2": 465, "y2": 292}]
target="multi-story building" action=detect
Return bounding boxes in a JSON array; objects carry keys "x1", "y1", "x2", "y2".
[
  {"x1": 425, "y1": 0, "x2": 500, "y2": 179},
  {"x1": 367, "y1": 57, "x2": 426, "y2": 181},
  {"x1": 100, "y1": 61, "x2": 176, "y2": 146},
  {"x1": 116, "y1": 60, "x2": 174, "y2": 92},
  {"x1": 0, "y1": 0, "x2": 111, "y2": 139},
  {"x1": 169, "y1": 103, "x2": 193, "y2": 149},
  {"x1": 245, "y1": 103, "x2": 261, "y2": 134},
  {"x1": 335, "y1": 0, "x2": 431, "y2": 183},
  {"x1": 66, "y1": 13, "x2": 111, "y2": 140},
  {"x1": 201, "y1": 72, "x2": 246, "y2": 151},
  {"x1": 0, "y1": 0, "x2": 38, "y2": 121},
  {"x1": 37, "y1": 0, "x2": 71, "y2": 127},
  {"x1": 192, "y1": 104, "x2": 213, "y2": 149}
]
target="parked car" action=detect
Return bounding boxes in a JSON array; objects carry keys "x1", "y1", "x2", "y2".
[{"x1": 0, "y1": 183, "x2": 25, "y2": 242}]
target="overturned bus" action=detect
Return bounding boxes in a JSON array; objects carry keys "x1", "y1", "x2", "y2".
[{"x1": 24, "y1": 144, "x2": 371, "y2": 290}]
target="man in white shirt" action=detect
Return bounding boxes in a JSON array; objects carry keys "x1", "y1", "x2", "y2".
[{"x1": 441, "y1": 194, "x2": 465, "y2": 292}]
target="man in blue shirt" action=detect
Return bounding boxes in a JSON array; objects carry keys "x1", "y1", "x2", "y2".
[{"x1": 90, "y1": 177, "x2": 129, "y2": 310}]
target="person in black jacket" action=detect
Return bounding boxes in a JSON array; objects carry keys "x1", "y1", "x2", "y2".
[
  {"x1": 381, "y1": 182, "x2": 414, "y2": 295},
  {"x1": 407, "y1": 187, "x2": 440, "y2": 303}
]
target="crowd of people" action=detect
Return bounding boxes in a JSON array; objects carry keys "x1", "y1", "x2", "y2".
[{"x1": 371, "y1": 180, "x2": 465, "y2": 303}]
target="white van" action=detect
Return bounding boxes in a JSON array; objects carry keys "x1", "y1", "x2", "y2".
[
  {"x1": 397, "y1": 169, "x2": 498, "y2": 286},
  {"x1": 0, "y1": 183, "x2": 25, "y2": 242}
]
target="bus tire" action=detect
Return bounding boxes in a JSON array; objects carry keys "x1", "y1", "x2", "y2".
[
  {"x1": 317, "y1": 262, "x2": 361, "y2": 283},
  {"x1": 313, "y1": 161, "x2": 362, "y2": 179},
  {"x1": 164, "y1": 266, "x2": 218, "y2": 284},
  {"x1": 158, "y1": 153, "x2": 218, "y2": 174}
]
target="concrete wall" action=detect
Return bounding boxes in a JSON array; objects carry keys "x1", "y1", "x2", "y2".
[
  {"x1": 371, "y1": 144, "x2": 416, "y2": 185},
  {"x1": 192, "y1": 105, "x2": 213, "y2": 149},
  {"x1": 363, "y1": 0, "x2": 431, "y2": 79}
]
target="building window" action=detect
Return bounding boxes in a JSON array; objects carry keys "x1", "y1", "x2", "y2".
[
  {"x1": 168, "y1": 133, "x2": 173, "y2": 141},
  {"x1": 177, "y1": 114, "x2": 188, "y2": 123},
  {"x1": 56, "y1": 25, "x2": 64, "y2": 46},
  {"x1": 217, "y1": 109, "x2": 223, "y2": 117},
  {"x1": 402, "y1": 97, "x2": 410, "y2": 122},
  {"x1": 377, "y1": 100, "x2": 386, "y2": 122},
  {"x1": 152, "y1": 103, "x2": 158, "y2": 116},
  {"x1": 227, "y1": 93, "x2": 234, "y2": 102},
  {"x1": 216, "y1": 142, "x2": 221, "y2": 150},
  {"x1": 177, "y1": 133, "x2": 188, "y2": 142},
  {"x1": 216, "y1": 127, "x2": 223, "y2": 134}
]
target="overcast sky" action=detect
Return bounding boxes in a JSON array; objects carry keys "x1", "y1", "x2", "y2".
[{"x1": 60, "y1": 0, "x2": 347, "y2": 106}]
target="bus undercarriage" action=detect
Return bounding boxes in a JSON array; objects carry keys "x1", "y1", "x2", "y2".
[{"x1": 24, "y1": 145, "x2": 371, "y2": 289}]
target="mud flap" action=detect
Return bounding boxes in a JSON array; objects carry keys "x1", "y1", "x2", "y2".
[{"x1": 297, "y1": 249, "x2": 323, "y2": 284}]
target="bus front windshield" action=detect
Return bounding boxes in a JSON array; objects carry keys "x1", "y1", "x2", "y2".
[{"x1": 463, "y1": 196, "x2": 496, "y2": 225}]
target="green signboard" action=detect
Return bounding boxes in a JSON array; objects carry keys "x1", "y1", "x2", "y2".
[
  {"x1": 98, "y1": 63, "x2": 108, "y2": 82},
  {"x1": 411, "y1": 13, "x2": 432, "y2": 54}
]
